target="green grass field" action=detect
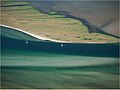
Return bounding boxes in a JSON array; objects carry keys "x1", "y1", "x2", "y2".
[{"x1": 1, "y1": 1, "x2": 118, "y2": 42}]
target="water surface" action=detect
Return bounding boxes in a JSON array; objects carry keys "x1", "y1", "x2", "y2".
[{"x1": 1, "y1": 26, "x2": 119, "y2": 89}]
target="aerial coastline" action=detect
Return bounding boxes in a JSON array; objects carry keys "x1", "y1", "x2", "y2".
[
  {"x1": 1, "y1": 1, "x2": 119, "y2": 89},
  {"x1": 1, "y1": 1, "x2": 118, "y2": 43},
  {"x1": 1, "y1": 24, "x2": 117, "y2": 44}
]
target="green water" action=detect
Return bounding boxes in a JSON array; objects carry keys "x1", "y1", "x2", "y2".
[
  {"x1": 1, "y1": 26, "x2": 119, "y2": 89},
  {"x1": 1, "y1": 48, "x2": 119, "y2": 89}
]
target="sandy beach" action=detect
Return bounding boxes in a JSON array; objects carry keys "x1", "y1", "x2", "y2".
[
  {"x1": 1, "y1": 24, "x2": 68, "y2": 43},
  {"x1": 1, "y1": 24, "x2": 114, "y2": 44}
]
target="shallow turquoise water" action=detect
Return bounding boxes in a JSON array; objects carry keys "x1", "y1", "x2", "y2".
[
  {"x1": 1, "y1": 48, "x2": 119, "y2": 89},
  {"x1": 1, "y1": 26, "x2": 119, "y2": 89}
]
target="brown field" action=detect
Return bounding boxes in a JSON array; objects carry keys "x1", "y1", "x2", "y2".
[{"x1": 1, "y1": 1, "x2": 118, "y2": 43}]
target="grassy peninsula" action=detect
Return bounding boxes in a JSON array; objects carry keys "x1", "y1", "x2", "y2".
[{"x1": 1, "y1": 1, "x2": 118, "y2": 43}]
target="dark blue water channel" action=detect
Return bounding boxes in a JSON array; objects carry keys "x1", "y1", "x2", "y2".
[{"x1": 1, "y1": 35, "x2": 119, "y2": 58}]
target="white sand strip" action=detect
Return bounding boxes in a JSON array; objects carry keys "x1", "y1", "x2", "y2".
[
  {"x1": 0, "y1": 24, "x2": 68, "y2": 43},
  {"x1": 0, "y1": 24, "x2": 112, "y2": 44}
]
